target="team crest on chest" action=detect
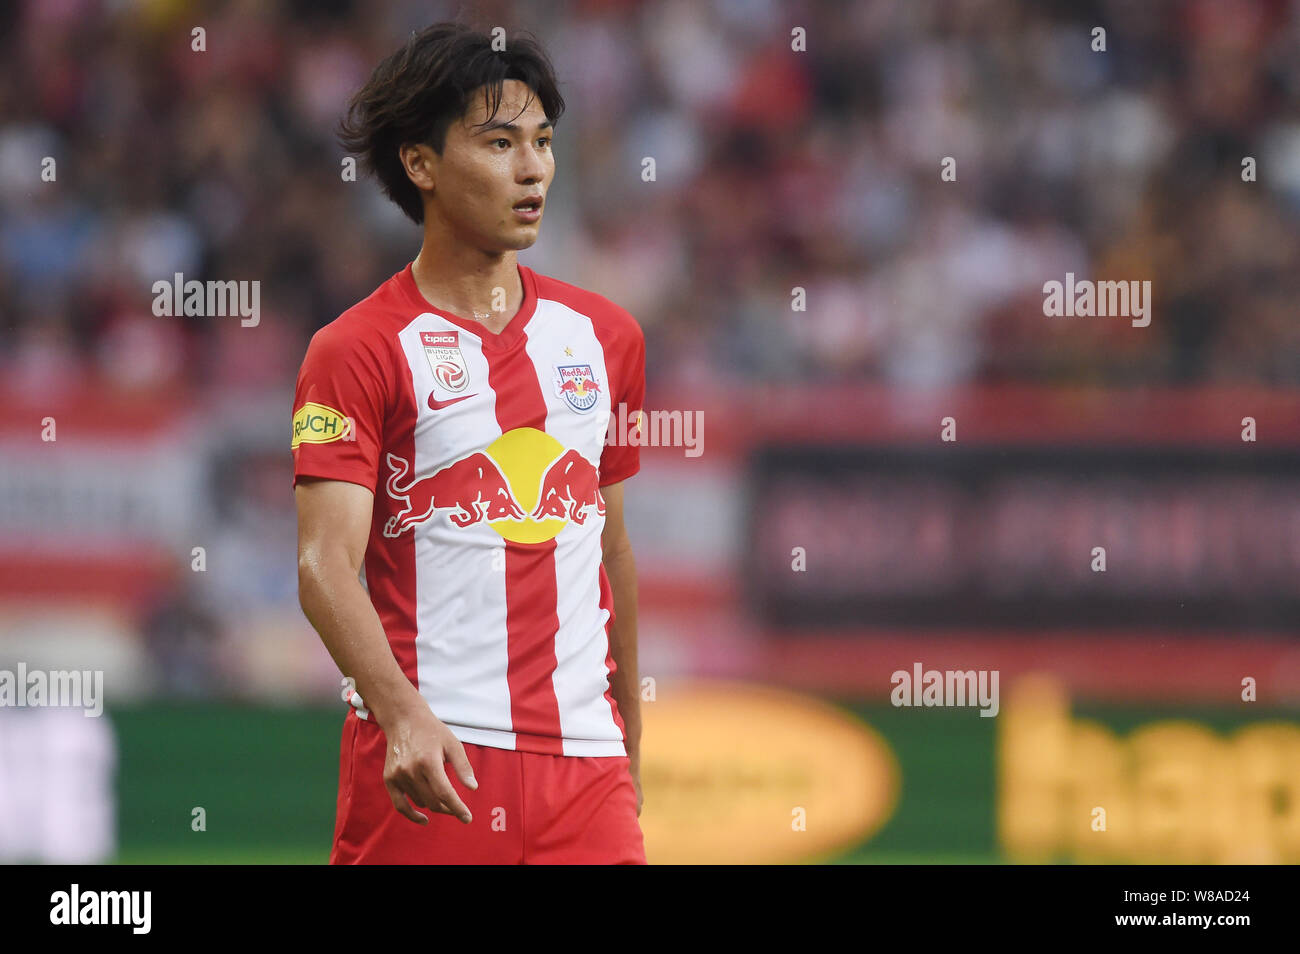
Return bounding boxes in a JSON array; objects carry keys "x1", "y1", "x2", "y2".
[
  {"x1": 554, "y1": 364, "x2": 601, "y2": 414},
  {"x1": 421, "y1": 330, "x2": 469, "y2": 392}
]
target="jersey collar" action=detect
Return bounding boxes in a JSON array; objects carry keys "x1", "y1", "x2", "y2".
[{"x1": 398, "y1": 261, "x2": 539, "y2": 352}]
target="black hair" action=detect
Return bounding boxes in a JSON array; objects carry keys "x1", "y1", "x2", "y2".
[{"x1": 338, "y1": 22, "x2": 565, "y2": 224}]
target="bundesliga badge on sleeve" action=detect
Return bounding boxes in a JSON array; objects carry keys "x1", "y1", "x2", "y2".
[
  {"x1": 422, "y1": 330, "x2": 469, "y2": 392},
  {"x1": 554, "y1": 363, "x2": 601, "y2": 413}
]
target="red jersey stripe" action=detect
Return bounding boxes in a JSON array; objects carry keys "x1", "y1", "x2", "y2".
[{"x1": 481, "y1": 294, "x2": 565, "y2": 753}]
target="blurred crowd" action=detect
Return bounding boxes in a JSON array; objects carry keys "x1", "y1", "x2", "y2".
[
  {"x1": 2, "y1": 0, "x2": 1299, "y2": 398},
  {"x1": 3, "y1": 0, "x2": 1300, "y2": 698}
]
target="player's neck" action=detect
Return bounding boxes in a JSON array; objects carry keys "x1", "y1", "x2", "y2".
[{"x1": 410, "y1": 232, "x2": 524, "y2": 335}]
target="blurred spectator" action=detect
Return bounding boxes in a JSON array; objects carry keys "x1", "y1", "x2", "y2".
[{"x1": 139, "y1": 571, "x2": 225, "y2": 698}]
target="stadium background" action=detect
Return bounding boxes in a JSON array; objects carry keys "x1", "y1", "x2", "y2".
[{"x1": 2, "y1": 0, "x2": 1299, "y2": 863}]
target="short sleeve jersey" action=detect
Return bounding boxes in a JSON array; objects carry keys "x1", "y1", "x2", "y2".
[{"x1": 291, "y1": 262, "x2": 646, "y2": 756}]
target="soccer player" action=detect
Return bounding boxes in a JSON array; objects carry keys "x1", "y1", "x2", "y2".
[{"x1": 292, "y1": 23, "x2": 646, "y2": 864}]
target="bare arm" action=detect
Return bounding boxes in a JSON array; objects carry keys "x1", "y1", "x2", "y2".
[
  {"x1": 295, "y1": 476, "x2": 477, "y2": 824},
  {"x1": 600, "y1": 480, "x2": 643, "y2": 815}
]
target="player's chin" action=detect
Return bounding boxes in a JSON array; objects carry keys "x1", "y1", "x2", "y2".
[{"x1": 502, "y1": 225, "x2": 541, "y2": 249}]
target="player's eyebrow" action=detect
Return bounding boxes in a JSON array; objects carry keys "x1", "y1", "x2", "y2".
[{"x1": 474, "y1": 119, "x2": 553, "y2": 136}]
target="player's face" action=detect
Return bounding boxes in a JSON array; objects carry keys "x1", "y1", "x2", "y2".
[{"x1": 431, "y1": 79, "x2": 554, "y2": 252}]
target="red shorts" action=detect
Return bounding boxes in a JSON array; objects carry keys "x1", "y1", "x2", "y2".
[{"x1": 329, "y1": 710, "x2": 646, "y2": 864}]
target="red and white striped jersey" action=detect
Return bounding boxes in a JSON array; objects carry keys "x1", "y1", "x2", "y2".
[{"x1": 292, "y1": 262, "x2": 645, "y2": 756}]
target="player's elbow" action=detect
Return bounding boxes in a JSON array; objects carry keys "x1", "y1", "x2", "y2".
[
  {"x1": 297, "y1": 540, "x2": 361, "y2": 608},
  {"x1": 296, "y1": 545, "x2": 331, "y2": 609},
  {"x1": 601, "y1": 535, "x2": 635, "y2": 568}
]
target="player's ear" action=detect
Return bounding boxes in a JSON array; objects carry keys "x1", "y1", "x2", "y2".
[{"x1": 399, "y1": 142, "x2": 437, "y2": 194}]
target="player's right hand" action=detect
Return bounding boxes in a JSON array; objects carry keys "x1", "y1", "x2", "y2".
[{"x1": 379, "y1": 702, "x2": 479, "y2": 826}]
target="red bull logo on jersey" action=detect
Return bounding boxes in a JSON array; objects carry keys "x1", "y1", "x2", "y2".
[
  {"x1": 554, "y1": 364, "x2": 601, "y2": 414},
  {"x1": 421, "y1": 329, "x2": 470, "y2": 393},
  {"x1": 529, "y1": 449, "x2": 605, "y2": 525},
  {"x1": 382, "y1": 427, "x2": 605, "y2": 543}
]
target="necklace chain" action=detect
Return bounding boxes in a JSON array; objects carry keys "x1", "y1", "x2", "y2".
[{"x1": 412, "y1": 254, "x2": 507, "y2": 322}]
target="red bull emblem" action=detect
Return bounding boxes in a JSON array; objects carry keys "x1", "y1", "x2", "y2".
[
  {"x1": 530, "y1": 449, "x2": 606, "y2": 526},
  {"x1": 382, "y1": 428, "x2": 605, "y2": 543},
  {"x1": 421, "y1": 329, "x2": 469, "y2": 393},
  {"x1": 554, "y1": 363, "x2": 601, "y2": 414},
  {"x1": 383, "y1": 451, "x2": 524, "y2": 537}
]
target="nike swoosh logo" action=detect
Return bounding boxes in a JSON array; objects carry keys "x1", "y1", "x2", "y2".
[{"x1": 428, "y1": 391, "x2": 478, "y2": 411}]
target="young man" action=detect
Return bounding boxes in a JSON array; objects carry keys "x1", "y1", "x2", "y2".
[{"x1": 292, "y1": 23, "x2": 647, "y2": 864}]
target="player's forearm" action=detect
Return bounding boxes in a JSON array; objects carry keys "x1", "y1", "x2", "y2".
[
  {"x1": 602, "y1": 543, "x2": 641, "y2": 756},
  {"x1": 298, "y1": 553, "x2": 425, "y2": 727}
]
